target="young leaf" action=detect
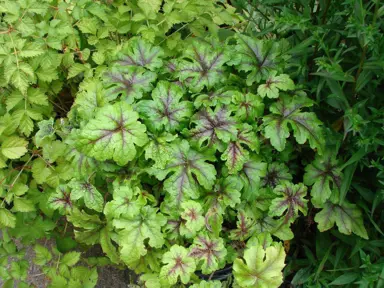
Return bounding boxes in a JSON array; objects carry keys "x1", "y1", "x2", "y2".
[
  {"x1": 231, "y1": 92, "x2": 265, "y2": 123},
  {"x1": 117, "y1": 37, "x2": 164, "y2": 71},
  {"x1": 74, "y1": 101, "x2": 148, "y2": 166},
  {"x1": 263, "y1": 95, "x2": 324, "y2": 153},
  {"x1": 233, "y1": 241, "x2": 286, "y2": 288},
  {"x1": 68, "y1": 179, "x2": 104, "y2": 212},
  {"x1": 180, "y1": 200, "x2": 205, "y2": 237},
  {"x1": 137, "y1": 81, "x2": 193, "y2": 132},
  {"x1": 189, "y1": 233, "x2": 227, "y2": 274},
  {"x1": 269, "y1": 182, "x2": 308, "y2": 221},
  {"x1": 304, "y1": 154, "x2": 342, "y2": 206},
  {"x1": 177, "y1": 40, "x2": 228, "y2": 92},
  {"x1": 315, "y1": 201, "x2": 368, "y2": 239},
  {"x1": 48, "y1": 185, "x2": 73, "y2": 214},
  {"x1": 160, "y1": 245, "x2": 196, "y2": 285},
  {"x1": 230, "y1": 210, "x2": 254, "y2": 240},
  {"x1": 70, "y1": 78, "x2": 112, "y2": 120},
  {"x1": 104, "y1": 184, "x2": 144, "y2": 219},
  {"x1": 67, "y1": 209, "x2": 104, "y2": 245},
  {"x1": 257, "y1": 73, "x2": 295, "y2": 99},
  {"x1": 99, "y1": 227, "x2": 120, "y2": 264},
  {"x1": 113, "y1": 206, "x2": 166, "y2": 266},
  {"x1": 152, "y1": 140, "x2": 216, "y2": 207}
]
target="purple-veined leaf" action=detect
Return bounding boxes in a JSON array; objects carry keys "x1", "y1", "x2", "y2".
[
  {"x1": 227, "y1": 34, "x2": 284, "y2": 85},
  {"x1": 70, "y1": 78, "x2": 112, "y2": 120},
  {"x1": 261, "y1": 162, "x2": 292, "y2": 188},
  {"x1": 74, "y1": 101, "x2": 148, "y2": 166},
  {"x1": 189, "y1": 233, "x2": 227, "y2": 274},
  {"x1": 239, "y1": 156, "x2": 268, "y2": 201},
  {"x1": 229, "y1": 210, "x2": 254, "y2": 241},
  {"x1": 204, "y1": 176, "x2": 242, "y2": 214},
  {"x1": 104, "y1": 67, "x2": 156, "y2": 104},
  {"x1": 304, "y1": 153, "x2": 342, "y2": 206},
  {"x1": 315, "y1": 200, "x2": 368, "y2": 239},
  {"x1": 257, "y1": 72, "x2": 295, "y2": 99},
  {"x1": 104, "y1": 182, "x2": 145, "y2": 219},
  {"x1": 137, "y1": 81, "x2": 193, "y2": 132},
  {"x1": 48, "y1": 185, "x2": 72, "y2": 214},
  {"x1": 177, "y1": 40, "x2": 229, "y2": 92},
  {"x1": 65, "y1": 145, "x2": 99, "y2": 179},
  {"x1": 221, "y1": 124, "x2": 260, "y2": 174},
  {"x1": 144, "y1": 132, "x2": 177, "y2": 169},
  {"x1": 66, "y1": 209, "x2": 104, "y2": 245},
  {"x1": 116, "y1": 37, "x2": 164, "y2": 71},
  {"x1": 68, "y1": 179, "x2": 104, "y2": 212},
  {"x1": 180, "y1": 200, "x2": 205, "y2": 238},
  {"x1": 188, "y1": 105, "x2": 238, "y2": 150},
  {"x1": 263, "y1": 95, "x2": 325, "y2": 153},
  {"x1": 269, "y1": 182, "x2": 308, "y2": 222},
  {"x1": 194, "y1": 87, "x2": 238, "y2": 108},
  {"x1": 231, "y1": 92, "x2": 265, "y2": 123},
  {"x1": 160, "y1": 245, "x2": 196, "y2": 285},
  {"x1": 151, "y1": 140, "x2": 216, "y2": 207},
  {"x1": 113, "y1": 206, "x2": 167, "y2": 266}
]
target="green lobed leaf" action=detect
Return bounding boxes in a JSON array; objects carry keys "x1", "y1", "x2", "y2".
[
  {"x1": 137, "y1": 81, "x2": 193, "y2": 132},
  {"x1": 68, "y1": 179, "x2": 104, "y2": 212},
  {"x1": 257, "y1": 73, "x2": 295, "y2": 99},
  {"x1": 116, "y1": 37, "x2": 164, "y2": 71},
  {"x1": 233, "y1": 240, "x2": 286, "y2": 288},
  {"x1": 315, "y1": 200, "x2": 368, "y2": 239},
  {"x1": 263, "y1": 95, "x2": 324, "y2": 153},
  {"x1": 151, "y1": 140, "x2": 216, "y2": 207},
  {"x1": 103, "y1": 67, "x2": 156, "y2": 104},
  {"x1": 269, "y1": 182, "x2": 308, "y2": 221},
  {"x1": 159, "y1": 244, "x2": 196, "y2": 285},
  {"x1": 188, "y1": 105, "x2": 238, "y2": 151},
  {"x1": 189, "y1": 233, "x2": 227, "y2": 274},
  {"x1": 227, "y1": 34, "x2": 283, "y2": 85},
  {"x1": 304, "y1": 153, "x2": 342, "y2": 206},
  {"x1": 113, "y1": 206, "x2": 166, "y2": 266},
  {"x1": 177, "y1": 39, "x2": 229, "y2": 92},
  {"x1": 74, "y1": 101, "x2": 148, "y2": 166}
]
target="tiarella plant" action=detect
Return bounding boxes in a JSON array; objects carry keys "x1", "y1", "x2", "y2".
[{"x1": 2, "y1": 32, "x2": 370, "y2": 287}]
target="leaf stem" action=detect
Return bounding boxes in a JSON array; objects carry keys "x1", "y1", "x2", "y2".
[
  {"x1": 8, "y1": 32, "x2": 19, "y2": 70},
  {"x1": 9, "y1": 154, "x2": 34, "y2": 190}
]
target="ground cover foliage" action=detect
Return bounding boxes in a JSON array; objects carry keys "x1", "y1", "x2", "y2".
[{"x1": 0, "y1": 0, "x2": 383, "y2": 287}]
